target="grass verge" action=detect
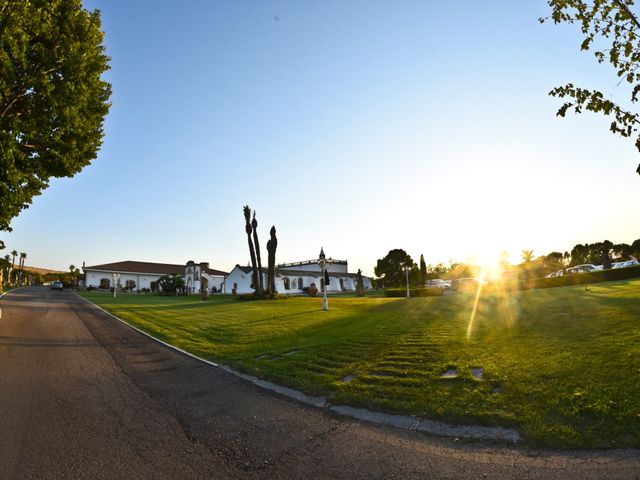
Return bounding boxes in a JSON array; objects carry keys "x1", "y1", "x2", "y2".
[{"x1": 78, "y1": 279, "x2": 640, "y2": 448}]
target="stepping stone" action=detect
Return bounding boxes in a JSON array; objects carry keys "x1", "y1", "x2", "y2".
[
  {"x1": 341, "y1": 374, "x2": 356, "y2": 383},
  {"x1": 471, "y1": 367, "x2": 484, "y2": 380},
  {"x1": 440, "y1": 368, "x2": 458, "y2": 379},
  {"x1": 282, "y1": 350, "x2": 299, "y2": 356}
]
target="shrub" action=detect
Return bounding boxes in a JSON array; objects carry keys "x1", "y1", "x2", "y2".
[
  {"x1": 525, "y1": 265, "x2": 640, "y2": 289},
  {"x1": 385, "y1": 287, "x2": 445, "y2": 297},
  {"x1": 237, "y1": 292, "x2": 290, "y2": 301}
]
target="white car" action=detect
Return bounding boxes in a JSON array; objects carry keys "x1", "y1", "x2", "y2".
[
  {"x1": 612, "y1": 259, "x2": 640, "y2": 269},
  {"x1": 566, "y1": 264, "x2": 598, "y2": 274},
  {"x1": 545, "y1": 270, "x2": 564, "y2": 278},
  {"x1": 425, "y1": 279, "x2": 451, "y2": 289}
]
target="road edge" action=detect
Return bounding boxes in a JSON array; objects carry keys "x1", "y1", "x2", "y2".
[{"x1": 72, "y1": 290, "x2": 521, "y2": 444}]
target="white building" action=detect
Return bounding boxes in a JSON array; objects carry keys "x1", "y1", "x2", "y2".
[
  {"x1": 84, "y1": 260, "x2": 227, "y2": 293},
  {"x1": 224, "y1": 257, "x2": 372, "y2": 294},
  {"x1": 184, "y1": 260, "x2": 226, "y2": 293}
]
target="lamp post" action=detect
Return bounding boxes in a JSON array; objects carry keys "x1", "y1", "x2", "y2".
[
  {"x1": 318, "y1": 247, "x2": 332, "y2": 311},
  {"x1": 403, "y1": 265, "x2": 411, "y2": 298}
]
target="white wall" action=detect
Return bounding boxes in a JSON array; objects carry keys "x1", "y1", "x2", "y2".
[
  {"x1": 224, "y1": 267, "x2": 254, "y2": 294},
  {"x1": 279, "y1": 261, "x2": 348, "y2": 274},
  {"x1": 85, "y1": 270, "x2": 163, "y2": 290}
]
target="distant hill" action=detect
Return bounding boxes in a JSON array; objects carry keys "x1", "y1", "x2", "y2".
[{"x1": 22, "y1": 266, "x2": 66, "y2": 275}]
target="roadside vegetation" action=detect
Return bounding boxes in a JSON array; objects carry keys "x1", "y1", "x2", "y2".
[{"x1": 80, "y1": 278, "x2": 640, "y2": 448}]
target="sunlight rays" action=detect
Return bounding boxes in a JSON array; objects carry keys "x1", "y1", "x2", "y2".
[{"x1": 466, "y1": 267, "x2": 485, "y2": 338}]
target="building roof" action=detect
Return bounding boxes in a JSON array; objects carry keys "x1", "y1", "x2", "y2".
[
  {"x1": 233, "y1": 265, "x2": 368, "y2": 279},
  {"x1": 277, "y1": 259, "x2": 347, "y2": 268},
  {"x1": 85, "y1": 260, "x2": 187, "y2": 276},
  {"x1": 201, "y1": 266, "x2": 228, "y2": 276}
]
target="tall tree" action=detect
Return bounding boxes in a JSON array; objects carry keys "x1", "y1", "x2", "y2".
[
  {"x1": 521, "y1": 249, "x2": 535, "y2": 264},
  {"x1": 374, "y1": 249, "x2": 416, "y2": 287},
  {"x1": 18, "y1": 251, "x2": 26, "y2": 285},
  {"x1": 10, "y1": 249, "x2": 17, "y2": 285},
  {"x1": 243, "y1": 205, "x2": 259, "y2": 293},
  {"x1": 419, "y1": 254, "x2": 427, "y2": 285},
  {"x1": 0, "y1": 0, "x2": 112, "y2": 233},
  {"x1": 542, "y1": 0, "x2": 640, "y2": 175},
  {"x1": 570, "y1": 244, "x2": 590, "y2": 265},
  {"x1": 602, "y1": 240, "x2": 614, "y2": 268},
  {"x1": 251, "y1": 212, "x2": 264, "y2": 293},
  {"x1": 69, "y1": 264, "x2": 76, "y2": 287}
]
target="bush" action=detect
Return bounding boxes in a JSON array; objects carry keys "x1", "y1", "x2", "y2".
[
  {"x1": 237, "y1": 292, "x2": 290, "y2": 301},
  {"x1": 525, "y1": 265, "x2": 640, "y2": 289},
  {"x1": 385, "y1": 287, "x2": 445, "y2": 297}
]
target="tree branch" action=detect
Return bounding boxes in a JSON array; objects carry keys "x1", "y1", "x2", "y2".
[{"x1": 613, "y1": 0, "x2": 640, "y2": 30}]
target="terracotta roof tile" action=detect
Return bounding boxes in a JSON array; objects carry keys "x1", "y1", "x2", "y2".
[{"x1": 85, "y1": 261, "x2": 185, "y2": 276}]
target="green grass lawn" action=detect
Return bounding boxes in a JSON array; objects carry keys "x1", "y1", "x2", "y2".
[{"x1": 79, "y1": 279, "x2": 640, "y2": 449}]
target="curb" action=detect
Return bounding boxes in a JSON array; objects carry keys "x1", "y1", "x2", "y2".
[{"x1": 73, "y1": 291, "x2": 521, "y2": 444}]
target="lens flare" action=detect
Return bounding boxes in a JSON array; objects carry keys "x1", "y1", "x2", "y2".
[{"x1": 466, "y1": 267, "x2": 485, "y2": 338}]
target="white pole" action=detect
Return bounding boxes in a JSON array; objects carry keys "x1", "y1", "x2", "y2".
[
  {"x1": 322, "y1": 265, "x2": 328, "y2": 310},
  {"x1": 406, "y1": 268, "x2": 410, "y2": 298}
]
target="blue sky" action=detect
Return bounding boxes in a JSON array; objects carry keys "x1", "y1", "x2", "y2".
[{"x1": 3, "y1": 1, "x2": 639, "y2": 275}]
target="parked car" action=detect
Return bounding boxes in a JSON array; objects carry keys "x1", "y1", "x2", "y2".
[
  {"x1": 612, "y1": 259, "x2": 640, "y2": 269},
  {"x1": 450, "y1": 278, "x2": 485, "y2": 293},
  {"x1": 425, "y1": 279, "x2": 450, "y2": 289},
  {"x1": 545, "y1": 270, "x2": 564, "y2": 278},
  {"x1": 51, "y1": 281, "x2": 63, "y2": 291},
  {"x1": 566, "y1": 264, "x2": 598, "y2": 274}
]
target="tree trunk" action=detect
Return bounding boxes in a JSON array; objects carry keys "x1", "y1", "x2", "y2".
[
  {"x1": 246, "y1": 225, "x2": 259, "y2": 293},
  {"x1": 243, "y1": 205, "x2": 259, "y2": 295},
  {"x1": 251, "y1": 214, "x2": 264, "y2": 293}
]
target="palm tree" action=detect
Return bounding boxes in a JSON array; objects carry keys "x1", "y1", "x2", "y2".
[
  {"x1": 18, "y1": 252, "x2": 26, "y2": 286},
  {"x1": 243, "y1": 205, "x2": 259, "y2": 293},
  {"x1": 521, "y1": 249, "x2": 534, "y2": 264},
  {"x1": 10, "y1": 250, "x2": 17, "y2": 285},
  {"x1": 69, "y1": 264, "x2": 76, "y2": 288},
  {"x1": 74, "y1": 268, "x2": 81, "y2": 288},
  {"x1": 0, "y1": 255, "x2": 9, "y2": 287}
]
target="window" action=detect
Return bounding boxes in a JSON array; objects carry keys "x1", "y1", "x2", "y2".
[
  {"x1": 125, "y1": 280, "x2": 136, "y2": 290},
  {"x1": 99, "y1": 278, "x2": 110, "y2": 289},
  {"x1": 297, "y1": 277, "x2": 303, "y2": 290},
  {"x1": 283, "y1": 277, "x2": 290, "y2": 290}
]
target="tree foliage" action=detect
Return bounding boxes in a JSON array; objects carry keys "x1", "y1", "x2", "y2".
[
  {"x1": 158, "y1": 274, "x2": 184, "y2": 295},
  {"x1": 541, "y1": 0, "x2": 640, "y2": 175},
  {"x1": 419, "y1": 254, "x2": 427, "y2": 285},
  {"x1": 374, "y1": 249, "x2": 417, "y2": 287},
  {"x1": 0, "y1": 0, "x2": 111, "y2": 232}
]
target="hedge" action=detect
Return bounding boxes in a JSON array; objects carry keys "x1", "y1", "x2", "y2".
[
  {"x1": 524, "y1": 265, "x2": 640, "y2": 290},
  {"x1": 385, "y1": 287, "x2": 445, "y2": 297}
]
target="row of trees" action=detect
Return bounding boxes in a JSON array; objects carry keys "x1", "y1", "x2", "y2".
[
  {"x1": 375, "y1": 237, "x2": 640, "y2": 287},
  {"x1": 515, "y1": 239, "x2": 640, "y2": 279},
  {"x1": 1, "y1": 250, "x2": 28, "y2": 287}
]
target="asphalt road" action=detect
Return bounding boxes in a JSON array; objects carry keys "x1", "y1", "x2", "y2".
[{"x1": 0, "y1": 287, "x2": 638, "y2": 480}]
